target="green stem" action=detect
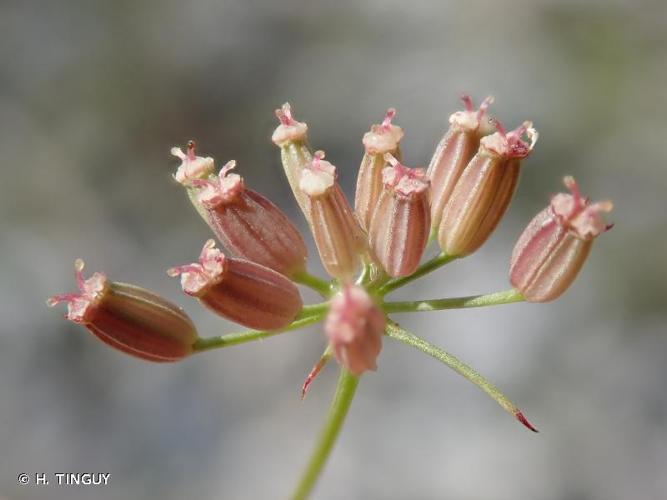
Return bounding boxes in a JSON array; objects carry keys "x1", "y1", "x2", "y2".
[
  {"x1": 292, "y1": 270, "x2": 334, "y2": 297},
  {"x1": 383, "y1": 288, "x2": 524, "y2": 314},
  {"x1": 385, "y1": 322, "x2": 537, "y2": 432},
  {"x1": 376, "y1": 252, "x2": 457, "y2": 296},
  {"x1": 292, "y1": 369, "x2": 360, "y2": 500},
  {"x1": 192, "y1": 303, "x2": 328, "y2": 353}
]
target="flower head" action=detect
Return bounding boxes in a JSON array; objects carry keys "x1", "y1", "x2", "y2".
[{"x1": 49, "y1": 93, "x2": 612, "y2": 483}]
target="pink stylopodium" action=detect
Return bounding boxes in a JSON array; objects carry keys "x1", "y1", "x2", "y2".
[{"x1": 49, "y1": 95, "x2": 612, "y2": 500}]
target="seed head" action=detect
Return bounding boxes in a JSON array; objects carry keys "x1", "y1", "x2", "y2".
[
  {"x1": 438, "y1": 120, "x2": 538, "y2": 257},
  {"x1": 368, "y1": 154, "x2": 430, "y2": 277},
  {"x1": 300, "y1": 151, "x2": 366, "y2": 281},
  {"x1": 168, "y1": 240, "x2": 303, "y2": 330},
  {"x1": 510, "y1": 176, "x2": 613, "y2": 302},
  {"x1": 355, "y1": 108, "x2": 405, "y2": 230},
  {"x1": 48, "y1": 260, "x2": 198, "y2": 362},
  {"x1": 192, "y1": 162, "x2": 307, "y2": 276},
  {"x1": 428, "y1": 95, "x2": 494, "y2": 230}
]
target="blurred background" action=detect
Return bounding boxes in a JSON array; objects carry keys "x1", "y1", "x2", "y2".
[{"x1": 1, "y1": 0, "x2": 666, "y2": 499}]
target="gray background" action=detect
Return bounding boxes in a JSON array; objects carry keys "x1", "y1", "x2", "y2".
[{"x1": 1, "y1": 0, "x2": 666, "y2": 499}]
